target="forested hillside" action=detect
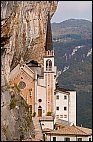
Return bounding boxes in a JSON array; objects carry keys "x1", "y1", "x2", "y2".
[{"x1": 52, "y1": 19, "x2": 92, "y2": 128}]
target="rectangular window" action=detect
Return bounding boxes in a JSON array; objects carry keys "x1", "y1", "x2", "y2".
[
  {"x1": 64, "y1": 95, "x2": 67, "y2": 99},
  {"x1": 56, "y1": 95, "x2": 59, "y2": 99},
  {"x1": 64, "y1": 115, "x2": 67, "y2": 118},
  {"x1": 43, "y1": 110, "x2": 45, "y2": 113},
  {"x1": 77, "y1": 138, "x2": 82, "y2": 141},
  {"x1": 56, "y1": 115, "x2": 59, "y2": 118},
  {"x1": 64, "y1": 107, "x2": 67, "y2": 110},
  {"x1": 53, "y1": 137, "x2": 56, "y2": 141},
  {"x1": 56, "y1": 106, "x2": 59, "y2": 110},
  {"x1": 64, "y1": 137, "x2": 70, "y2": 141},
  {"x1": 60, "y1": 115, "x2": 63, "y2": 118}
]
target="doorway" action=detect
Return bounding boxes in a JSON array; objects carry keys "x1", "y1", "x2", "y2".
[{"x1": 38, "y1": 106, "x2": 42, "y2": 117}]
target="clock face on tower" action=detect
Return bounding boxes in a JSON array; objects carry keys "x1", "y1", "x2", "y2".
[{"x1": 18, "y1": 81, "x2": 26, "y2": 89}]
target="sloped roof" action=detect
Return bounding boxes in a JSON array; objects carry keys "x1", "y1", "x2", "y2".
[
  {"x1": 57, "y1": 87, "x2": 75, "y2": 92},
  {"x1": 26, "y1": 60, "x2": 39, "y2": 67},
  {"x1": 55, "y1": 119, "x2": 72, "y2": 127},
  {"x1": 76, "y1": 126, "x2": 92, "y2": 135},
  {"x1": 46, "y1": 124, "x2": 92, "y2": 136},
  {"x1": 39, "y1": 116, "x2": 54, "y2": 121},
  {"x1": 55, "y1": 87, "x2": 76, "y2": 94},
  {"x1": 55, "y1": 88, "x2": 70, "y2": 94},
  {"x1": 9, "y1": 63, "x2": 35, "y2": 81},
  {"x1": 42, "y1": 128, "x2": 53, "y2": 132}
]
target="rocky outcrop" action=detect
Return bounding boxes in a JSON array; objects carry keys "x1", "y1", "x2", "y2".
[
  {"x1": 1, "y1": 87, "x2": 35, "y2": 141},
  {"x1": 1, "y1": 1, "x2": 58, "y2": 82}
]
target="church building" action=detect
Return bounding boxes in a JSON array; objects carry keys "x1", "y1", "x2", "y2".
[{"x1": 9, "y1": 12, "x2": 76, "y2": 125}]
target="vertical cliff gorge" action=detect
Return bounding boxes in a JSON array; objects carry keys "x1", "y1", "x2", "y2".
[{"x1": 1, "y1": 1, "x2": 58, "y2": 141}]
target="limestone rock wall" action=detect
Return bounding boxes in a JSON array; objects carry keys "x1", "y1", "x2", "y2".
[
  {"x1": 1, "y1": 1, "x2": 58, "y2": 82},
  {"x1": 1, "y1": 89, "x2": 35, "y2": 141}
]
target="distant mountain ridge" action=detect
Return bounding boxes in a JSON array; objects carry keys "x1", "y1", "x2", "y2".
[
  {"x1": 52, "y1": 19, "x2": 92, "y2": 41},
  {"x1": 52, "y1": 19, "x2": 92, "y2": 128},
  {"x1": 52, "y1": 18, "x2": 91, "y2": 26}
]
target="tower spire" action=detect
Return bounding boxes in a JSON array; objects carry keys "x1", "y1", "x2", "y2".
[{"x1": 45, "y1": 12, "x2": 53, "y2": 51}]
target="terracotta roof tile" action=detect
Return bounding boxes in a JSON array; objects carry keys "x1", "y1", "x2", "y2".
[
  {"x1": 76, "y1": 126, "x2": 92, "y2": 135},
  {"x1": 46, "y1": 125, "x2": 92, "y2": 136},
  {"x1": 55, "y1": 119, "x2": 72, "y2": 127}
]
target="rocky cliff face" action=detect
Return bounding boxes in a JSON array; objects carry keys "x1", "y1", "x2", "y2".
[
  {"x1": 1, "y1": 1, "x2": 58, "y2": 141},
  {"x1": 1, "y1": 88, "x2": 35, "y2": 141},
  {"x1": 1, "y1": 1, "x2": 58, "y2": 82}
]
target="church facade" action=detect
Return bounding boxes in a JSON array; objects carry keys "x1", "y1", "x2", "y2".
[{"x1": 9, "y1": 13, "x2": 76, "y2": 125}]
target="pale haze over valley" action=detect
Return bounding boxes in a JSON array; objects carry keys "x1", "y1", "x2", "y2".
[{"x1": 51, "y1": 1, "x2": 92, "y2": 23}]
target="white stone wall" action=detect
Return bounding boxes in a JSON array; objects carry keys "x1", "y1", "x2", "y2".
[
  {"x1": 69, "y1": 91, "x2": 76, "y2": 125},
  {"x1": 37, "y1": 78, "x2": 46, "y2": 86},
  {"x1": 37, "y1": 85, "x2": 46, "y2": 116},
  {"x1": 55, "y1": 90, "x2": 76, "y2": 125},
  {"x1": 88, "y1": 136, "x2": 92, "y2": 141},
  {"x1": 46, "y1": 135, "x2": 92, "y2": 141},
  {"x1": 40, "y1": 121, "x2": 54, "y2": 130},
  {"x1": 55, "y1": 91, "x2": 69, "y2": 121}
]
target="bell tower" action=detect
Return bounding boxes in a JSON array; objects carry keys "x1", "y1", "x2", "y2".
[{"x1": 44, "y1": 12, "x2": 56, "y2": 115}]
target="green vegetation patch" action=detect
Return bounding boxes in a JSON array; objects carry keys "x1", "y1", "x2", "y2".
[{"x1": 9, "y1": 97, "x2": 17, "y2": 109}]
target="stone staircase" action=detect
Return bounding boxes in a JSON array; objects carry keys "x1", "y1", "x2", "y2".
[{"x1": 32, "y1": 117, "x2": 44, "y2": 141}]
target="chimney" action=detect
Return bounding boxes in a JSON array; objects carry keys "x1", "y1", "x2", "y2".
[{"x1": 80, "y1": 124, "x2": 82, "y2": 127}]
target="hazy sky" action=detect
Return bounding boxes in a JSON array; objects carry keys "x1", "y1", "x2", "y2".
[{"x1": 51, "y1": 1, "x2": 92, "y2": 23}]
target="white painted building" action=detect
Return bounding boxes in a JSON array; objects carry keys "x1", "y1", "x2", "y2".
[
  {"x1": 45, "y1": 124, "x2": 92, "y2": 141},
  {"x1": 39, "y1": 116, "x2": 54, "y2": 130},
  {"x1": 55, "y1": 88, "x2": 76, "y2": 125}
]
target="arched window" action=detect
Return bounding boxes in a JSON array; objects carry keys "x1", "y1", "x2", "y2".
[
  {"x1": 46, "y1": 60, "x2": 48, "y2": 69},
  {"x1": 46, "y1": 59, "x2": 52, "y2": 71},
  {"x1": 49, "y1": 60, "x2": 52, "y2": 67},
  {"x1": 38, "y1": 106, "x2": 42, "y2": 108},
  {"x1": 48, "y1": 50, "x2": 50, "y2": 55},
  {"x1": 51, "y1": 50, "x2": 54, "y2": 56}
]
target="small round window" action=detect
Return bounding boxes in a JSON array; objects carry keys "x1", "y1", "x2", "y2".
[
  {"x1": 38, "y1": 99, "x2": 42, "y2": 102},
  {"x1": 18, "y1": 81, "x2": 26, "y2": 89}
]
